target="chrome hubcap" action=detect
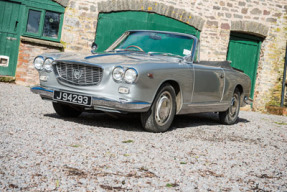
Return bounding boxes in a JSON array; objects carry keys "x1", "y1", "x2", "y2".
[
  {"x1": 230, "y1": 94, "x2": 238, "y2": 118},
  {"x1": 155, "y1": 91, "x2": 172, "y2": 126}
]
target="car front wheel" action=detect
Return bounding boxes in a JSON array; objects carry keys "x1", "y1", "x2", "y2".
[
  {"x1": 53, "y1": 102, "x2": 82, "y2": 118},
  {"x1": 141, "y1": 84, "x2": 176, "y2": 132},
  {"x1": 219, "y1": 88, "x2": 241, "y2": 125}
]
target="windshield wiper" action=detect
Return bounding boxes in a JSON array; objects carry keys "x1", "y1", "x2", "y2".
[{"x1": 114, "y1": 49, "x2": 145, "y2": 53}]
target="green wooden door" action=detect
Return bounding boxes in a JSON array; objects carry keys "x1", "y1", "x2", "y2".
[
  {"x1": 95, "y1": 11, "x2": 200, "y2": 52},
  {"x1": 227, "y1": 33, "x2": 262, "y2": 98},
  {"x1": 0, "y1": 0, "x2": 21, "y2": 76}
]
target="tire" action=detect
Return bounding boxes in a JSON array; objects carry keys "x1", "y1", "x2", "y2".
[
  {"x1": 219, "y1": 88, "x2": 241, "y2": 125},
  {"x1": 53, "y1": 102, "x2": 82, "y2": 118},
  {"x1": 141, "y1": 84, "x2": 176, "y2": 132}
]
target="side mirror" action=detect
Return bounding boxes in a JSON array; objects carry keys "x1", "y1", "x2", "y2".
[{"x1": 91, "y1": 42, "x2": 98, "y2": 54}]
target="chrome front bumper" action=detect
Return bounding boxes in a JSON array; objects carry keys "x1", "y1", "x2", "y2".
[{"x1": 31, "y1": 86, "x2": 151, "y2": 113}]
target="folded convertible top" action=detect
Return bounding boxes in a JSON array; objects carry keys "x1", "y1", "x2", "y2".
[{"x1": 195, "y1": 61, "x2": 232, "y2": 69}]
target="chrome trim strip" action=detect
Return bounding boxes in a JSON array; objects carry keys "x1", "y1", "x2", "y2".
[
  {"x1": 190, "y1": 64, "x2": 195, "y2": 102},
  {"x1": 92, "y1": 98, "x2": 150, "y2": 112},
  {"x1": 31, "y1": 86, "x2": 53, "y2": 98},
  {"x1": 188, "y1": 102, "x2": 229, "y2": 107},
  {"x1": 220, "y1": 69, "x2": 226, "y2": 102},
  {"x1": 30, "y1": 86, "x2": 150, "y2": 112},
  {"x1": 85, "y1": 52, "x2": 129, "y2": 60},
  {"x1": 31, "y1": 86, "x2": 53, "y2": 92}
]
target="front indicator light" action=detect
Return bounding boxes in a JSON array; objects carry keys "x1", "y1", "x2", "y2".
[
  {"x1": 118, "y1": 87, "x2": 129, "y2": 94},
  {"x1": 39, "y1": 75, "x2": 48, "y2": 81}
]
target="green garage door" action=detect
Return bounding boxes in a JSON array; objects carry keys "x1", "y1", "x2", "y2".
[
  {"x1": 227, "y1": 33, "x2": 263, "y2": 98},
  {"x1": 0, "y1": 0, "x2": 22, "y2": 76},
  {"x1": 95, "y1": 11, "x2": 200, "y2": 52}
]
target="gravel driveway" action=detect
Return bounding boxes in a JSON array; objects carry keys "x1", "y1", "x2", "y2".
[{"x1": 0, "y1": 82, "x2": 287, "y2": 191}]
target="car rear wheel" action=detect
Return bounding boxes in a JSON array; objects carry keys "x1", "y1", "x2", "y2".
[
  {"x1": 53, "y1": 103, "x2": 82, "y2": 118},
  {"x1": 141, "y1": 84, "x2": 176, "y2": 132},
  {"x1": 219, "y1": 88, "x2": 240, "y2": 125}
]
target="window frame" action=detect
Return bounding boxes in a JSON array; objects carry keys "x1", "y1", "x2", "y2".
[{"x1": 23, "y1": 6, "x2": 64, "y2": 42}]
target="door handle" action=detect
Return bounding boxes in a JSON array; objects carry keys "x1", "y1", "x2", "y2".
[
  {"x1": 220, "y1": 74, "x2": 224, "y2": 78},
  {"x1": 15, "y1": 21, "x2": 19, "y2": 31}
]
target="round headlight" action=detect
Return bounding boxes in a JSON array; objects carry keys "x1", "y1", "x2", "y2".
[
  {"x1": 124, "y1": 68, "x2": 138, "y2": 84},
  {"x1": 34, "y1": 56, "x2": 44, "y2": 70},
  {"x1": 112, "y1": 66, "x2": 125, "y2": 82},
  {"x1": 43, "y1": 58, "x2": 54, "y2": 72}
]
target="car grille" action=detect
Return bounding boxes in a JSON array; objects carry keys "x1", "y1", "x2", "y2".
[{"x1": 54, "y1": 62, "x2": 103, "y2": 86}]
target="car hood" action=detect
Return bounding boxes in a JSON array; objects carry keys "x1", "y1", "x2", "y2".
[{"x1": 45, "y1": 52, "x2": 181, "y2": 66}]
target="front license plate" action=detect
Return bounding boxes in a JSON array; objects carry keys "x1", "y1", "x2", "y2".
[{"x1": 53, "y1": 91, "x2": 92, "y2": 106}]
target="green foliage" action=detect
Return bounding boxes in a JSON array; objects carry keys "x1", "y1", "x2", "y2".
[
  {"x1": 0, "y1": 76, "x2": 15, "y2": 83},
  {"x1": 60, "y1": 41, "x2": 67, "y2": 50},
  {"x1": 70, "y1": 144, "x2": 80, "y2": 148},
  {"x1": 166, "y1": 183, "x2": 179, "y2": 187},
  {"x1": 274, "y1": 121, "x2": 287, "y2": 125},
  {"x1": 122, "y1": 140, "x2": 134, "y2": 143}
]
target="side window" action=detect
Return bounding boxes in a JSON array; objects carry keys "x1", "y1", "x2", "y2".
[{"x1": 24, "y1": 8, "x2": 63, "y2": 42}]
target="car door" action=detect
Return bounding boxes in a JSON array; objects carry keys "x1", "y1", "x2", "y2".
[{"x1": 191, "y1": 63, "x2": 225, "y2": 103}]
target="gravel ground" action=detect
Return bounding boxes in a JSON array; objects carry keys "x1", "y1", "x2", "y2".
[{"x1": 0, "y1": 82, "x2": 287, "y2": 191}]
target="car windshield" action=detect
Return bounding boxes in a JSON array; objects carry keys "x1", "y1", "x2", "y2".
[{"x1": 109, "y1": 31, "x2": 194, "y2": 57}]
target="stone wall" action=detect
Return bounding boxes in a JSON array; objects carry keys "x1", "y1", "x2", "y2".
[
  {"x1": 61, "y1": 0, "x2": 99, "y2": 53},
  {"x1": 15, "y1": 38, "x2": 63, "y2": 86}
]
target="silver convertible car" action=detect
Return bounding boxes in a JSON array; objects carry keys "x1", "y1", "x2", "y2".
[{"x1": 31, "y1": 30, "x2": 252, "y2": 132}]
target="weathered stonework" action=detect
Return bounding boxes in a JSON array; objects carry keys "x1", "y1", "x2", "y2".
[
  {"x1": 97, "y1": 0, "x2": 205, "y2": 31},
  {"x1": 16, "y1": 0, "x2": 287, "y2": 112},
  {"x1": 21, "y1": 37, "x2": 64, "y2": 49},
  {"x1": 253, "y1": 13, "x2": 287, "y2": 110},
  {"x1": 61, "y1": 0, "x2": 100, "y2": 53},
  {"x1": 15, "y1": 40, "x2": 62, "y2": 86},
  {"x1": 52, "y1": 0, "x2": 69, "y2": 7},
  {"x1": 231, "y1": 21, "x2": 269, "y2": 37}
]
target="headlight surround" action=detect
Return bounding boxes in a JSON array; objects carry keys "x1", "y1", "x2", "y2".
[
  {"x1": 112, "y1": 66, "x2": 125, "y2": 82},
  {"x1": 43, "y1": 58, "x2": 54, "y2": 72},
  {"x1": 124, "y1": 68, "x2": 138, "y2": 84},
  {"x1": 34, "y1": 56, "x2": 44, "y2": 70}
]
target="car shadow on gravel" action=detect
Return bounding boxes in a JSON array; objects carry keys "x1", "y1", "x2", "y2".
[
  {"x1": 169, "y1": 113, "x2": 250, "y2": 131},
  {"x1": 44, "y1": 112, "x2": 145, "y2": 132},
  {"x1": 44, "y1": 112, "x2": 249, "y2": 132}
]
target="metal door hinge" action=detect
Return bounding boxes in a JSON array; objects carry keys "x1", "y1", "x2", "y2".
[{"x1": 6, "y1": 37, "x2": 17, "y2": 41}]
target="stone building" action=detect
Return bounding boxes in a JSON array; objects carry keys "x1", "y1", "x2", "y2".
[{"x1": 0, "y1": 0, "x2": 286, "y2": 112}]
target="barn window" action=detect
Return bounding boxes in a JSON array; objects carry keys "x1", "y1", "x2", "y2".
[
  {"x1": 26, "y1": 10, "x2": 41, "y2": 34},
  {"x1": 43, "y1": 11, "x2": 61, "y2": 39},
  {"x1": 24, "y1": 7, "x2": 63, "y2": 42}
]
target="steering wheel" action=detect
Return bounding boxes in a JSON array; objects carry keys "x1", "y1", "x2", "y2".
[{"x1": 125, "y1": 45, "x2": 144, "y2": 52}]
